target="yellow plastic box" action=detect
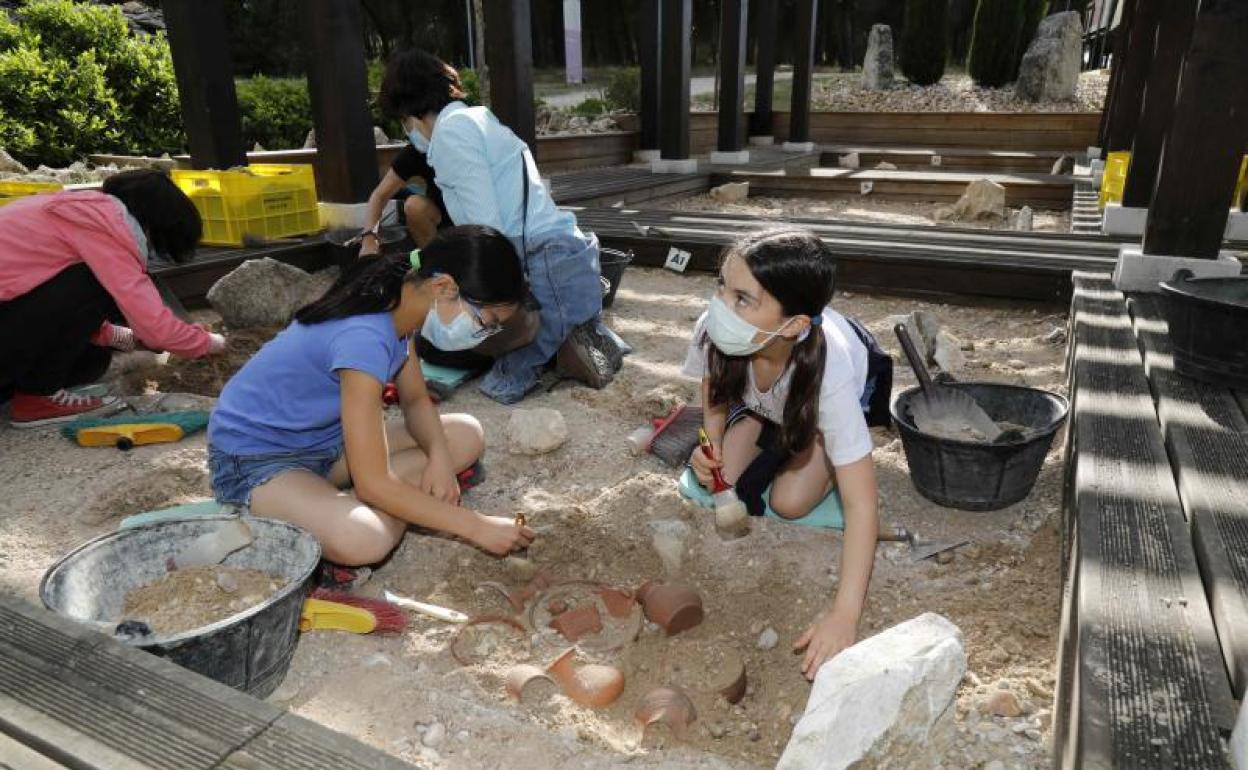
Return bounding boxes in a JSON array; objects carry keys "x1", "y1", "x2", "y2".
[
  {"x1": 172, "y1": 164, "x2": 320, "y2": 247},
  {"x1": 1235, "y1": 155, "x2": 1248, "y2": 211},
  {"x1": 0, "y1": 181, "x2": 63, "y2": 208},
  {"x1": 1098, "y1": 151, "x2": 1131, "y2": 210}
]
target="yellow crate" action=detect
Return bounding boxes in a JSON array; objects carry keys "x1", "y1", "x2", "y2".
[
  {"x1": 0, "y1": 180, "x2": 63, "y2": 208},
  {"x1": 172, "y1": 164, "x2": 320, "y2": 247},
  {"x1": 1098, "y1": 152, "x2": 1130, "y2": 210},
  {"x1": 1235, "y1": 155, "x2": 1248, "y2": 211}
]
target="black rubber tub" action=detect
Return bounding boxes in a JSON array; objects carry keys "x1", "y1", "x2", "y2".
[
  {"x1": 599, "y1": 247, "x2": 634, "y2": 309},
  {"x1": 40, "y1": 515, "x2": 320, "y2": 697},
  {"x1": 1160, "y1": 270, "x2": 1248, "y2": 389},
  {"x1": 892, "y1": 383, "x2": 1069, "y2": 511}
]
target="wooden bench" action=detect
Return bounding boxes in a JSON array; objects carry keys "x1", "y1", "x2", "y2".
[
  {"x1": 0, "y1": 596, "x2": 416, "y2": 770},
  {"x1": 820, "y1": 145, "x2": 1067, "y2": 175},
  {"x1": 1130, "y1": 294, "x2": 1248, "y2": 697},
  {"x1": 1056, "y1": 272, "x2": 1235, "y2": 768}
]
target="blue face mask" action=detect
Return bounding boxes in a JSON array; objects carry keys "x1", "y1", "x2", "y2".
[
  {"x1": 421, "y1": 298, "x2": 481, "y2": 351},
  {"x1": 407, "y1": 125, "x2": 430, "y2": 154}
]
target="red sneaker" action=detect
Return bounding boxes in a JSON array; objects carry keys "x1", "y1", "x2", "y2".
[{"x1": 9, "y1": 389, "x2": 119, "y2": 428}]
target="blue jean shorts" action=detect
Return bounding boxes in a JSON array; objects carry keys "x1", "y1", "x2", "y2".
[{"x1": 208, "y1": 444, "x2": 342, "y2": 507}]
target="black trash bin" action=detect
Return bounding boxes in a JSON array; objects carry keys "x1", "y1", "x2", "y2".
[
  {"x1": 1160, "y1": 270, "x2": 1248, "y2": 389},
  {"x1": 599, "y1": 247, "x2": 634, "y2": 309}
]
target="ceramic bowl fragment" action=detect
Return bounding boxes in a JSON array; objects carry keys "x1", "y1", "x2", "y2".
[
  {"x1": 634, "y1": 686, "x2": 697, "y2": 739},
  {"x1": 636, "y1": 580, "x2": 704, "y2": 636},
  {"x1": 504, "y1": 663, "x2": 557, "y2": 702},
  {"x1": 547, "y1": 647, "x2": 626, "y2": 708}
]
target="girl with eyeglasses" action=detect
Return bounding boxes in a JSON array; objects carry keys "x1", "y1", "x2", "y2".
[{"x1": 207, "y1": 225, "x2": 535, "y2": 566}]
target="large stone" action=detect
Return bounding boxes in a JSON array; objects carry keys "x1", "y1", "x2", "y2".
[
  {"x1": 304, "y1": 127, "x2": 392, "y2": 148},
  {"x1": 777, "y1": 613, "x2": 966, "y2": 770},
  {"x1": 506, "y1": 408, "x2": 569, "y2": 455},
  {"x1": 206, "y1": 258, "x2": 320, "y2": 329},
  {"x1": 862, "y1": 25, "x2": 895, "y2": 91},
  {"x1": 709, "y1": 181, "x2": 750, "y2": 203},
  {"x1": 0, "y1": 147, "x2": 28, "y2": 175},
  {"x1": 933, "y1": 179, "x2": 1007, "y2": 222},
  {"x1": 1015, "y1": 12, "x2": 1083, "y2": 103}
]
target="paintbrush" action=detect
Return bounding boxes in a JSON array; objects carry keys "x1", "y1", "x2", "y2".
[{"x1": 697, "y1": 428, "x2": 750, "y2": 539}]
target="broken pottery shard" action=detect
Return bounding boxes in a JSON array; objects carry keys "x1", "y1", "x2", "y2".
[
  {"x1": 637, "y1": 580, "x2": 704, "y2": 636},
  {"x1": 548, "y1": 603, "x2": 603, "y2": 642},
  {"x1": 548, "y1": 648, "x2": 625, "y2": 708},
  {"x1": 635, "y1": 687, "x2": 697, "y2": 739},
  {"x1": 505, "y1": 664, "x2": 556, "y2": 702},
  {"x1": 777, "y1": 612, "x2": 966, "y2": 770},
  {"x1": 506, "y1": 408, "x2": 569, "y2": 455}
]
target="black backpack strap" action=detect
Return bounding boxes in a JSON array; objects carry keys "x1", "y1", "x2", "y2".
[{"x1": 845, "y1": 316, "x2": 894, "y2": 428}]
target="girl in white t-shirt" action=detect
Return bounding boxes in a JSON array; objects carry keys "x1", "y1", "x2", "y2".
[{"x1": 683, "y1": 228, "x2": 880, "y2": 680}]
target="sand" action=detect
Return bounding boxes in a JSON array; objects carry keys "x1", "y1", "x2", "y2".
[
  {"x1": 0, "y1": 266, "x2": 1069, "y2": 768},
  {"x1": 122, "y1": 564, "x2": 286, "y2": 636}
]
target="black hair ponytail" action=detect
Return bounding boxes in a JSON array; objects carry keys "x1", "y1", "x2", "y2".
[
  {"x1": 705, "y1": 228, "x2": 837, "y2": 457},
  {"x1": 296, "y1": 224, "x2": 527, "y2": 325}
]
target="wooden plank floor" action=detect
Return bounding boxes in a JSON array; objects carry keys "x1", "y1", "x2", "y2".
[
  {"x1": 1130, "y1": 295, "x2": 1248, "y2": 698},
  {"x1": 1055, "y1": 272, "x2": 1234, "y2": 769},
  {"x1": 0, "y1": 596, "x2": 416, "y2": 770}
]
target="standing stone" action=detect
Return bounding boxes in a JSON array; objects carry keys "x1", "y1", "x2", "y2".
[
  {"x1": 862, "y1": 25, "x2": 895, "y2": 91},
  {"x1": 933, "y1": 179, "x2": 1007, "y2": 222},
  {"x1": 1010, "y1": 205, "x2": 1035, "y2": 231},
  {"x1": 777, "y1": 613, "x2": 966, "y2": 770},
  {"x1": 0, "y1": 147, "x2": 28, "y2": 175},
  {"x1": 1015, "y1": 12, "x2": 1083, "y2": 103}
]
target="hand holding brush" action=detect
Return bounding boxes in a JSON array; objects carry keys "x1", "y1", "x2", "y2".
[{"x1": 697, "y1": 428, "x2": 750, "y2": 539}]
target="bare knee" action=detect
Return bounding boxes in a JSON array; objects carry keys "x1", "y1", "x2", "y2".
[
  {"x1": 404, "y1": 196, "x2": 441, "y2": 244},
  {"x1": 769, "y1": 487, "x2": 815, "y2": 521},
  {"x1": 321, "y1": 515, "x2": 405, "y2": 566},
  {"x1": 442, "y1": 413, "x2": 485, "y2": 469}
]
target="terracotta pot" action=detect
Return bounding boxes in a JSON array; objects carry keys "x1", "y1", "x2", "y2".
[
  {"x1": 547, "y1": 648, "x2": 626, "y2": 708},
  {"x1": 597, "y1": 587, "x2": 636, "y2": 619},
  {"x1": 717, "y1": 659, "x2": 748, "y2": 705},
  {"x1": 634, "y1": 686, "x2": 697, "y2": 739},
  {"x1": 504, "y1": 664, "x2": 556, "y2": 702},
  {"x1": 548, "y1": 603, "x2": 603, "y2": 642},
  {"x1": 636, "y1": 581, "x2": 704, "y2": 636}
]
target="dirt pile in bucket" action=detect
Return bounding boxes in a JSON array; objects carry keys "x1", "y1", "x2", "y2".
[{"x1": 122, "y1": 565, "x2": 286, "y2": 636}]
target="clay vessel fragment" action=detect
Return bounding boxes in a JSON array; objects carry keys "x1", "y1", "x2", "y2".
[
  {"x1": 548, "y1": 603, "x2": 603, "y2": 642},
  {"x1": 636, "y1": 581, "x2": 704, "y2": 636},
  {"x1": 504, "y1": 664, "x2": 556, "y2": 702},
  {"x1": 716, "y1": 659, "x2": 748, "y2": 705},
  {"x1": 597, "y1": 587, "x2": 636, "y2": 618},
  {"x1": 547, "y1": 598, "x2": 569, "y2": 616},
  {"x1": 547, "y1": 647, "x2": 626, "y2": 708},
  {"x1": 635, "y1": 686, "x2": 697, "y2": 739}
]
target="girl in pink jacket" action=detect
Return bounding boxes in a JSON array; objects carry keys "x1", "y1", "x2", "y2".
[{"x1": 0, "y1": 169, "x2": 226, "y2": 427}]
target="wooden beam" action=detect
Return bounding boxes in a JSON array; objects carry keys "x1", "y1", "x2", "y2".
[
  {"x1": 716, "y1": 0, "x2": 749, "y2": 152},
  {"x1": 638, "y1": 0, "x2": 662, "y2": 151},
  {"x1": 788, "y1": 0, "x2": 818, "y2": 144},
  {"x1": 1121, "y1": 0, "x2": 1198, "y2": 208},
  {"x1": 749, "y1": 0, "x2": 778, "y2": 138},
  {"x1": 162, "y1": 0, "x2": 245, "y2": 170},
  {"x1": 1143, "y1": 0, "x2": 1248, "y2": 258},
  {"x1": 1098, "y1": 0, "x2": 1136, "y2": 147},
  {"x1": 299, "y1": 0, "x2": 377, "y2": 203},
  {"x1": 659, "y1": 0, "x2": 692, "y2": 160},
  {"x1": 484, "y1": 0, "x2": 536, "y2": 149},
  {"x1": 1103, "y1": 0, "x2": 1156, "y2": 152}
]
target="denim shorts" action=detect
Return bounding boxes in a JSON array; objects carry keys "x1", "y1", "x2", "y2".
[{"x1": 208, "y1": 444, "x2": 342, "y2": 507}]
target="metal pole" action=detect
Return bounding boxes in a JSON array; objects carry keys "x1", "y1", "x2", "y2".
[{"x1": 466, "y1": 0, "x2": 475, "y2": 69}]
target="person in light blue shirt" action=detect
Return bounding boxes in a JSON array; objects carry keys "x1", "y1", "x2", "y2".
[
  {"x1": 379, "y1": 50, "x2": 623, "y2": 403},
  {"x1": 207, "y1": 226, "x2": 535, "y2": 567}
]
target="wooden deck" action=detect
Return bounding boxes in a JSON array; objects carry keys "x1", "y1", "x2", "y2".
[
  {"x1": 1056, "y1": 272, "x2": 1247, "y2": 768},
  {"x1": 0, "y1": 595, "x2": 416, "y2": 769}
]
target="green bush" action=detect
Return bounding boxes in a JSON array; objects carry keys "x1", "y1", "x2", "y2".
[
  {"x1": 570, "y1": 97, "x2": 610, "y2": 117},
  {"x1": 968, "y1": 0, "x2": 1026, "y2": 87},
  {"x1": 900, "y1": 0, "x2": 949, "y2": 86},
  {"x1": 603, "y1": 67, "x2": 640, "y2": 113},
  {"x1": 458, "y1": 68, "x2": 482, "y2": 106},
  {"x1": 1012, "y1": 0, "x2": 1050, "y2": 79},
  {"x1": 0, "y1": 0, "x2": 183, "y2": 166},
  {"x1": 236, "y1": 76, "x2": 312, "y2": 150}
]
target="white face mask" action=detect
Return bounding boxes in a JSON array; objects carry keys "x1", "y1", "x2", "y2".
[
  {"x1": 420, "y1": 298, "x2": 480, "y2": 351},
  {"x1": 704, "y1": 296, "x2": 795, "y2": 357},
  {"x1": 406, "y1": 120, "x2": 430, "y2": 153}
]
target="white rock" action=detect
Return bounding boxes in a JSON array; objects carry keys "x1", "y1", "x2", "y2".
[
  {"x1": 934, "y1": 179, "x2": 1007, "y2": 222},
  {"x1": 1010, "y1": 205, "x2": 1035, "y2": 232},
  {"x1": 777, "y1": 613, "x2": 966, "y2": 770},
  {"x1": 932, "y1": 330, "x2": 966, "y2": 373},
  {"x1": 506, "y1": 408, "x2": 569, "y2": 455},
  {"x1": 838, "y1": 152, "x2": 861, "y2": 169},
  {"x1": 363, "y1": 652, "x2": 392, "y2": 669},
  {"x1": 709, "y1": 181, "x2": 750, "y2": 203},
  {"x1": 1016, "y1": 12, "x2": 1083, "y2": 103},
  {"x1": 206, "y1": 258, "x2": 320, "y2": 329},
  {"x1": 648, "y1": 519, "x2": 690, "y2": 576},
  {"x1": 422, "y1": 721, "x2": 446, "y2": 747},
  {"x1": 758, "y1": 627, "x2": 780, "y2": 650},
  {"x1": 874, "y1": 161, "x2": 898, "y2": 170},
  {"x1": 862, "y1": 25, "x2": 895, "y2": 91},
  {"x1": 373, "y1": 126, "x2": 390, "y2": 145}
]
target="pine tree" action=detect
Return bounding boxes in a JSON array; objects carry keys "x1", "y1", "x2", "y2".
[
  {"x1": 968, "y1": 0, "x2": 1027, "y2": 87},
  {"x1": 900, "y1": 0, "x2": 950, "y2": 86}
]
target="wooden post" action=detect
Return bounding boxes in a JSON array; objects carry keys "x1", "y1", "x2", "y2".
[
  {"x1": 1103, "y1": 0, "x2": 1156, "y2": 152},
  {"x1": 715, "y1": 0, "x2": 749, "y2": 155},
  {"x1": 749, "y1": 0, "x2": 778, "y2": 139},
  {"x1": 300, "y1": 0, "x2": 377, "y2": 203},
  {"x1": 163, "y1": 0, "x2": 245, "y2": 170},
  {"x1": 638, "y1": 0, "x2": 662, "y2": 153},
  {"x1": 484, "y1": 0, "x2": 536, "y2": 149},
  {"x1": 659, "y1": 0, "x2": 692, "y2": 162},
  {"x1": 787, "y1": 0, "x2": 818, "y2": 146},
  {"x1": 1098, "y1": 0, "x2": 1136, "y2": 148},
  {"x1": 1121, "y1": 0, "x2": 1199, "y2": 208},
  {"x1": 1143, "y1": 0, "x2": 1248, "y2": 259}
]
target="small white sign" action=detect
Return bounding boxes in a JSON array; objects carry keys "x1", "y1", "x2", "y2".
[
  {"x1": 859, "y1": 181, "x2": 874, "y2": 196},
  {"x1": 664, "y1": 247, "x2": 692, "y2": 273},
  {"x1": 930, "y1": 155, "x2": 943, "y2": 167}
]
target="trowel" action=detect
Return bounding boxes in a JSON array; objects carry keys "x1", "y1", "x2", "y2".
[{"x1": 877, "y1": 524, "x2": 969, "y2": 562}]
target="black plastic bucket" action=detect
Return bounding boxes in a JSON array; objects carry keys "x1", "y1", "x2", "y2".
[
  {"x1": 40, "y1": 515, "x2": 320, "y2": 698},
  {"x1": 599, "y1": 247, "x2": 634, "y2": 309},
  {"x1": 891, "y1": 383, "x2": 1069, "y2": 511},
  {"x1": 1160, "y1": 271, "x2": 1248, "y2": 389}
]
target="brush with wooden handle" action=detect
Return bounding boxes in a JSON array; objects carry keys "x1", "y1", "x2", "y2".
[{"x1": 698, "y1": 428, "x2": 750, "y2": 539}]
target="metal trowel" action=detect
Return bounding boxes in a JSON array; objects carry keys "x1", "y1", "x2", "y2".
[
  {"x1": 877, "y1": 524, "x2": 969, "y2": 562},
  {"x1": 169, "y1": 518, "x2": 253, "y2": 571},
  {"x1": 895, "y1": 323, "x2": 1007, "y2": 442}
]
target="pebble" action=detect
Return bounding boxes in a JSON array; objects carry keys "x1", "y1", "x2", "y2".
[
  {"x1": 757, "y1": 627, "x2": 779, "y2": 650},
  {"x1": 984, "y1": 760, "x2": 1005, "y2": 770},
  {"x1": 421, "y1": 748, "x2": 442, "y2": 764},
  {"x1": 1044, "y1": 327, "x2": 1068, "y2": 344},
  {"x1": 422, "y1": 721, "x2": 446, "y2": 747},
  {"x1": 747, "y1": 725, "x2": 761, "y2": 742},
  {"x1": 215, "y1": 572, "x2": 238, "y2": 593},
  {"x1": 708, "y1": 722, "x2": 727, "y2": 739},
  {"x1": 1007, "y1": 359, "x2": 1028, "y2": 370},
  {"x1": 1025, "y1": 728, "x2": 1043, "y2": 741},
  {"x1": 362, "y1": 652, "x2": 392, "y2": 668},
  {"x1": 983, "y1": 689, "x2": 1023, "y2": 718},
  {"x1": 456, "y1": 730, "x2": 469, "y2": 742}
]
